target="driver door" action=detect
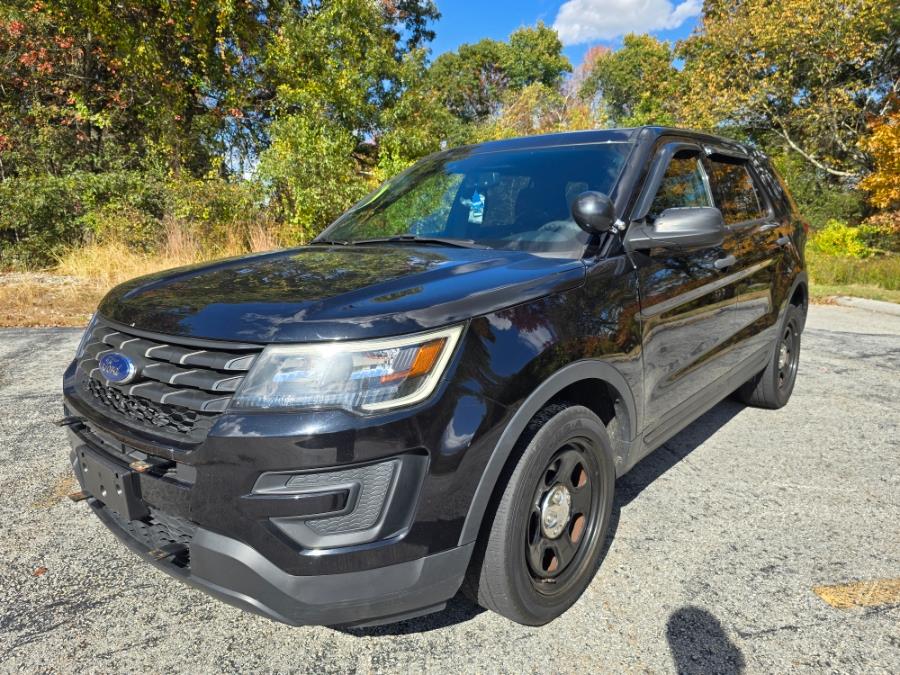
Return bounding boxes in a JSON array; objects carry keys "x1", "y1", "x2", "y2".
[{"x1": 628, "y1": 142, "x2": 744, "y2": 444}]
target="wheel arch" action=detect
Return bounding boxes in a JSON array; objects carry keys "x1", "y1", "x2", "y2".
[
  {"x1": 785, "y1": 271, "x2": 808, "y2": 332},
  {"x1": 458, "y1": 360, "x2": 638, "y2": 546}
]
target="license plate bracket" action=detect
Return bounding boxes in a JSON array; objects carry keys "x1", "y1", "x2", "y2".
[{"x1": 75, "y1": 447, "x2": 148, "y2": 521}]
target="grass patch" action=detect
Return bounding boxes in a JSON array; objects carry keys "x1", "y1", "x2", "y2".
[
  {"x1": 54, "y1": 221, "x2": 282, "y2": 287},
  {"x1": 809, "y1": 284, "x2": 900, "y2": 304},
  {"x1": 0, "y1": 273, "x2": 102, "y2": 327},
  {"x1": 807, "y1": 249, "x2": 900, "y2": 290},
  {"x1": 1, "y1": 226, "x2": 283, "y2": 327},
  {"x1": 807, "y1": 249, "x2": 900, "y2": 304},
  {"x1": 1, "y1": 239, "x2": 204, "y2": 328}
]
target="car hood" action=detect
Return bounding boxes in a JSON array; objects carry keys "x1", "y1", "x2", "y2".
[{"x1": 98, "y1": 245, "x2": 586, "y2": 343}]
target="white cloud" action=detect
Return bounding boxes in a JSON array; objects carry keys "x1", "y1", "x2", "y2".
[{"x1": 552, "y1": 0, "x2": 702, "y2": 45}]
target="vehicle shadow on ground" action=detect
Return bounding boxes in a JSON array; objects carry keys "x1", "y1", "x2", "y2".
[
  {"x1": 338, "y1": 399, "x2": 747, "y2": 637},
  {"x1": 616, "y1": 398, "x2": 746, "y2": 508}
]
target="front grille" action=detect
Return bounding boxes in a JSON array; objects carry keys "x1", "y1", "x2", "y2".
[
  {"x1": 87, "y1": 377, "x2": 208, "y2": 435},
  {"x1": 105, "y1": 505, "x2": 196, "y2": 565},
  {"x1": 76, "y1": 319, "x2": 262, "y2": 441}
]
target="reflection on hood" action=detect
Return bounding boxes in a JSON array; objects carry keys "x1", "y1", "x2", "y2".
[{"x1": 99, "y1": 245, "x2": 585, "y2": 342}]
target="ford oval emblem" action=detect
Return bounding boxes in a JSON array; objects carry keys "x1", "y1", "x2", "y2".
[{"x1": 98, "y1": 352, "x2": 137, "y2": 384}]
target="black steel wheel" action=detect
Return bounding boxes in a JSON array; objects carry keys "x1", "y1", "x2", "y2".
[
  {"x1": 465, "y1": 404, "x2": 615, "y2": 625},
  {"x1": 776, "y1": 321, "x2": 800, "y2": 392},
  {"x1": 735, "y1": 303, "x2": 803, "y2": 409},
  {"x1": 525, "y1": 441, "x2": 601, "y2": 593}
]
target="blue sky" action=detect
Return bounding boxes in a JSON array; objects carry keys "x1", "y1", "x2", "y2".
[{"x1": 429, "y1": 0, "x2": 701, "y2": 67}]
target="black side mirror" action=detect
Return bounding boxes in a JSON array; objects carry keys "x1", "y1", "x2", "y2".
[
  {"x1": 571, "y1": 191, "x2": 615, "y2": 234},
  {"x1": 627, "y1": 207, "x2": 725, "y2": 250}
]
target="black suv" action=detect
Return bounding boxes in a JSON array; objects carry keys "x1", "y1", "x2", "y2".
[{"x1": 62, "y1": 127, "x2": 807, "y2": 627}]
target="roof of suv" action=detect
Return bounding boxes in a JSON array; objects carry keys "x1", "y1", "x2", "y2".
[{"x1": 469, "y1": 126, "x2": 754, "y2": 157}]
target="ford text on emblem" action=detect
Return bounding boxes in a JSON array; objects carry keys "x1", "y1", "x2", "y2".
[{"x1": 98, "y1": 352, "x2": 137, "y2": 384}]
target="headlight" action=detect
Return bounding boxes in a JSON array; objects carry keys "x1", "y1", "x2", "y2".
[
  {"x1": 231, "y1": 325, "x2": 464, "y2": 412},
  {"x1": 74, "y1": 313, "x2": 98, "y2": 358}
]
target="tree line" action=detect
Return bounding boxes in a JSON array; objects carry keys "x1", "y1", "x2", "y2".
[{"x1": 1, "y1": 0, "x2": 897, "y2": 269}]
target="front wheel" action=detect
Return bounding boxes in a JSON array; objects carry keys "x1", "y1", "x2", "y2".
[
  {"x1": 735, "y1": 304, "x2": 803, "y2": 409},
  {"x1": 465, "y1": 404, "x2": 615, "y2": 625}
]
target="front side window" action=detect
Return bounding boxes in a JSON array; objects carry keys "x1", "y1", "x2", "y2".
[
  {"x1": 649, "y1": 151, "x2": 712, "y2": 218},
  {"x1": 708, "y1": 158, "x2": 765, "y2": 224},
  {"x1": 319, "y1": 143, "x2": 633, "y2": 258}
]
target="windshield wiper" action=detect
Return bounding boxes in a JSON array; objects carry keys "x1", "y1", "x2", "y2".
[{"x1": 347, "y1": 235, "x2": 484, "y2": 249}]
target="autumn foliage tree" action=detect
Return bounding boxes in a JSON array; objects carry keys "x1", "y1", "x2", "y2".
[
  {"x1": 677, "y1": 0, "x2": 899, "y2": 180},
  {"x1": 859, "y1": 109, "x2": 900, "y2": 210},
  {"x1": 0, "y1": 3, "x2": 139, "y2": 177}
]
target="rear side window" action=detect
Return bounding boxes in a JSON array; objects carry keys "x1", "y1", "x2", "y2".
[
  {"x1": 708, "y1": 158, "x2": 765, "y2": 224},
  {"x1": 649, "y1": 152, "x2": 711, "y2": 218}
]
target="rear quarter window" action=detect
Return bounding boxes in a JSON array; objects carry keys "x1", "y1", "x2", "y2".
[{"x1": 708, "y1": 158, "x2": 766, "y2": 224}]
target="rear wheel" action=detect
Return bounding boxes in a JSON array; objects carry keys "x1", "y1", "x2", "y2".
[
  {"x1": 735, "y1": 304, "x2": 803, "y2": 409},
  {"x1": 465, "y1": 404, "x2": 615, "y2": 625}
]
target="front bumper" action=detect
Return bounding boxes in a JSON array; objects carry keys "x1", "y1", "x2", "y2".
[
  {"x1": 84, "y1": 492, "x2": 472, "y2": 627},
  {"x1": 66, "y1": 430, "x2": 473, "y2": 626}
]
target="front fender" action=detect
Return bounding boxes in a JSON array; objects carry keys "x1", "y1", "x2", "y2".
[{"x1": 458, "y1": 359, "x2": 638, "y2": 546}]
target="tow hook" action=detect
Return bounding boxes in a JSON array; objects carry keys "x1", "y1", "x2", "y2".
[
  {"x1": 54, "y1": 416, "x2": 85, "y2": 430},
  {"x1": 147, "y1": 544, "x2": 189, "y2": 562}
]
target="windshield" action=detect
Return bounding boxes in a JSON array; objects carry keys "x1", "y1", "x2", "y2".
[{"x1": 318, "y1": 142, "x2": 632, "y2": 258}]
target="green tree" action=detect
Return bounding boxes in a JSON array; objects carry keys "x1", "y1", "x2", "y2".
[
  {"x1": 376, "y1": 50, "x2": 469, "y2": 178},
  {"x1": 504, "y1": 23, "x2": 572, "y2": 90},
  {"x1": 427, "y1": 23, "x2": 571, "y2": 123},
  {"x1": 427, "y1": 39, "x2": 510, "y2": 122},
  {"x1": 257, "y1": 113, "x2": 365, "y2": 243},
  {"x1": 580, "y1": 34, "x2": 678, "y2": 127},
  {"x1": 770, "y1": 152, "x2": 865, "y2": 230},
  {"x1": 258, "y1": 0, "x2": 440, "y2": 236}
]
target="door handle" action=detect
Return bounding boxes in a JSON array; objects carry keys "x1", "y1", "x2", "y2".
[{"x1": 714, "y1": 255, "x2": 737, "y2": 270}]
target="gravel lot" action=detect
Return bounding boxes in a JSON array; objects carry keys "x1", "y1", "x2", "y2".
[{"x1": 1, "y1": 305, "x2": 898, "y2": 673}]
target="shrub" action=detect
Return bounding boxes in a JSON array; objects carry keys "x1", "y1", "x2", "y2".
[
  {"x1": 0, "y1": 174, "x2": 84, "y2": 268},
  {"x1": 857, "y1": 211, "x2": 900, "y2": 253},
  {"x1": 166, "y1": 176, "x2": 270, "y2": 252},
  {"x1": 808, "y1": 220, "x2": 873, "y2": 258},
  {"x1": 0, "y1": 170, "x2": 279, "y2": 270},
  {"x1": 257, "y1": 114, "x2": 372, "y2": 244},
  {"x1": 81, "y1": 203, "x2": 162, "y2": 251},
  {"x1": 0, "y1": 171, "x2": 167, "y2": 268}
]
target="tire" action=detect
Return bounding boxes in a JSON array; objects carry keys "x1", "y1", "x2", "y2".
[
  {"x1": 465, "y1": 403, "x2": 615, "y2": 625},
  {"x1": 735, "y1": 304, "x2": 803, "y2": 409}
]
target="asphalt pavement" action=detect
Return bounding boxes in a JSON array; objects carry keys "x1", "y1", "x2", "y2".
[{"x1": 1, "y1": 305, "x2": 898, "y2": 673}]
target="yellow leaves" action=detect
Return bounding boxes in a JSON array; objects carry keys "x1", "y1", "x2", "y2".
[
  {"x1": 479, "y1": 83, "x2": 598, "y2": 141},
  {"x1": 859, "y1": 111, "x2": 900, "y2": 209},
  {"x1": 677, "y1": 0, "x2": 892, "y2": 177}
]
